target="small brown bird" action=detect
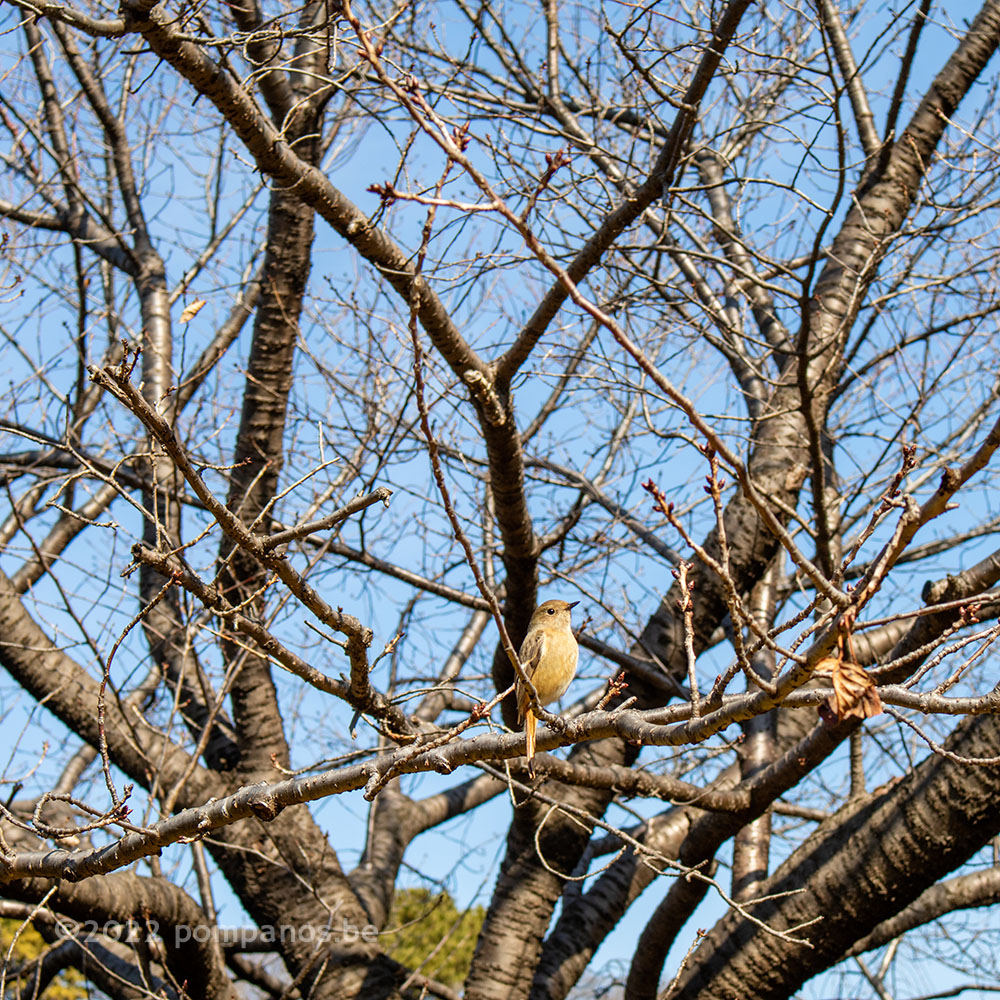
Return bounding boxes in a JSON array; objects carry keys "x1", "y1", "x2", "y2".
[{"x1": 516, "y1": 599, "x2": 580, "y2": 776}]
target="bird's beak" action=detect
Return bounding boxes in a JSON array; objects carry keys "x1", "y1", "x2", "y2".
[{"x1": 568, "y1": 601, "x2": 580, "y2": 609}]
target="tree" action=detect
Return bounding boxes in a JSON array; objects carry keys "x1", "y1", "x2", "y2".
[
  {"x1": 385, "y1": 889, "x2": 485, "y2": 988},
  {"x1": 2, "y1": 0, "x2": 1000, "y2": 996},
  {"x1": 0, "y1": 918, "x2": 84, "y2": 998}
]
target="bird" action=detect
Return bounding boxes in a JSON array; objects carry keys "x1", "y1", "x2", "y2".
[{"x1": 516, "y1": 599, "x2": 579, "y2": 777}]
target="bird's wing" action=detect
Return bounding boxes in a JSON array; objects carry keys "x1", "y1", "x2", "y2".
[
  {"x1": 518, "y1": 630, "x2": 545, "y2": 678},
  {"x1": 516, "y1": 629, "x2": 545, "y2": 722}
]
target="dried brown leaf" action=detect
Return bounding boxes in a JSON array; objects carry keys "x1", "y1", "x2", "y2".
[
  {"x1": 179, "y1": 299, "x2": 206, "y2": 323},
  {"x1": 828, "y1": 657, "x2": 882, "y2": 721}
]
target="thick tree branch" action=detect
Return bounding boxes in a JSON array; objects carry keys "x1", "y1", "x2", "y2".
[
  {"x1": 847, "y1": 866, "x2": 1000, "y2": 957},
  {"x1": 7, "y1": 874, "x2": 236, "y2": 1000}
]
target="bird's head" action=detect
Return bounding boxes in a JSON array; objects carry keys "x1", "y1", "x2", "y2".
[{"x1": 529, "y1": 599, "x2": 579, "y2": 629}]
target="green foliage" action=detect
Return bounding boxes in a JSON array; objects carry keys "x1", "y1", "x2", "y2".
[
  {"x1": 0, "y1": 919, "x2": 86, "y2": 999},
  {"x1": 383, "y1": 888, "x2": 486, "y2": 987}
]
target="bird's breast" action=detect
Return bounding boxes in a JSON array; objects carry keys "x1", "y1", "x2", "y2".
[{"x1": 531, "y1": 630, "x2": 579, "y2": 705}]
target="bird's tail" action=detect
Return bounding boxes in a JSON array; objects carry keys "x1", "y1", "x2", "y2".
[{"x1": 524, "y1": 711, "x2": 537, "y2": 778}]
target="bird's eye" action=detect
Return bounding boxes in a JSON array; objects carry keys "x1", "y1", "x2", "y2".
[{"x1": 546, "y1": 608, "x2": 555, "y2": 615}]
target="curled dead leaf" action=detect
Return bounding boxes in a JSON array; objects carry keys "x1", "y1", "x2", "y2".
[
  {"x1": 827, "y1": 657, "x2": 882, "y2": 722},
  {"x1": 179, "y1": 299, "x2": 206, "y2": 323}
]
